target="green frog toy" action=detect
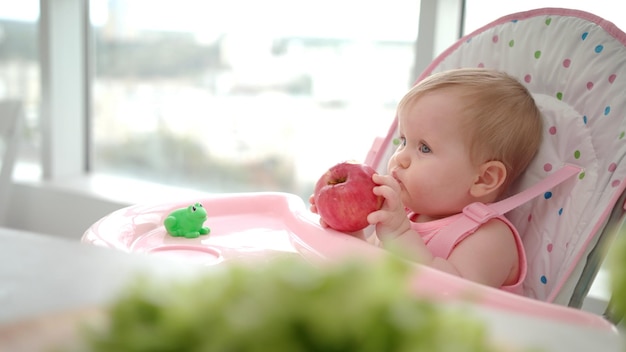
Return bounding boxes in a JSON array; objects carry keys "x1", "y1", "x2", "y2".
[{"x1": 164, "y1": 202, "x2": 211, "y2": 239}]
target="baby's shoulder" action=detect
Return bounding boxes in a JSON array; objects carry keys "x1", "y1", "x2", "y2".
[{"x1": 468, "y1": 217, "x2": 517, "y2": 250}]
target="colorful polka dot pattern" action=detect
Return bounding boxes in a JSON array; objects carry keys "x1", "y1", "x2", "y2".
[{"x1": 375, "y1": 10, "x2": 626, "y2": 303}]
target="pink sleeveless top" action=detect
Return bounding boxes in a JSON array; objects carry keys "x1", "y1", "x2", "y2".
[{"x1": 408, "y1": 206, "x2": 527, "y2": 294}]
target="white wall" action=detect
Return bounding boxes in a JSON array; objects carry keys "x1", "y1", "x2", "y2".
[{"x1": 5, "y1": 182, "x2": 129, "y2": 240}]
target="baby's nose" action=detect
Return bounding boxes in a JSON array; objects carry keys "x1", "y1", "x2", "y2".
[{"x1": 392, "y1": 152, "x2": 410, "y2": 169}]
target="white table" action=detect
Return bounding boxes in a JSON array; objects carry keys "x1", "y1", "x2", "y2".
[{"x1": 0, "y1": 227, "x2": 197, "y2": 323}]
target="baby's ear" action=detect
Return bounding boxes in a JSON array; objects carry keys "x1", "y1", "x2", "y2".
[{"x1": 470, "y1": 161, "x2": 507, "y2": 199}]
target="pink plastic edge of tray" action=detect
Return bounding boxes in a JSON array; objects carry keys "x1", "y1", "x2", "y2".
[{"x1": 82, "y1": 192, "x2": 617, "y2": 332}]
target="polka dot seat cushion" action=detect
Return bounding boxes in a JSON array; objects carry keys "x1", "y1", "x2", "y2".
[{"x1": 366, "y1": 8, "x2": 626, "y2": 304}]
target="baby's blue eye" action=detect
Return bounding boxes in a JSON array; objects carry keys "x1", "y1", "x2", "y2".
[
  {"x1": 399, "y1": 137, "x2": 407, "y2": 147},
  {"x1": 419, "y1": 144, "x2": 431, "y2": 153}
]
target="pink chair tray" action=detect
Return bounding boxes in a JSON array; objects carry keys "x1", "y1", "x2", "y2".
[
  {"x1": 83, "y1": 192, "x2": 312, "y2": 265},
  {"x1": 82, "y1": 191, "x2": 617, "y2": 333}
]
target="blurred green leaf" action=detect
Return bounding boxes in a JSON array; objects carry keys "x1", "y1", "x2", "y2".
[{"x1": 83, "y1": 255, "x2": 501, "y2": 352}]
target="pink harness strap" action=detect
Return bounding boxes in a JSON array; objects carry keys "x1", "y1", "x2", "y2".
[{"x1": 427, "y1": 164, "x2": 582, "y2": 258}]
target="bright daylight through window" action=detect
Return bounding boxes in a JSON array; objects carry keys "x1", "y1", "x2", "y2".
[
  {"x1": 89, "y1": 0, "x2": 419, "y2": 201},
  {"x1": 5, "y1": 1, "x2": 623, "y2": 203}
]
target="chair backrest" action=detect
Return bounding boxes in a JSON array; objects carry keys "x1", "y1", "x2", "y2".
[
  {"x1": 0, "y1": 100, "x2": 23, "y2": 225},
  {"x1": 366, "y1": 8, "x2": 626, "y2": 305}
]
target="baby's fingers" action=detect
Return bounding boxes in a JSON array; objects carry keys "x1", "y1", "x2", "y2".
[
  {"x1": 373, "y1": 184, "x2": 402, "y2": 210},
  {"x1": 367, "y1": 209, "x2": 392, "y2": 225},
  {"x1": 373, "y1": 183, "x2": 394, "y2": 198},
  {"x1": 372, "y1": 173, "x2": 401, "y2": 193},
  {"x1": 308, "y1": 194, "x2": 319, "y2": 213}
]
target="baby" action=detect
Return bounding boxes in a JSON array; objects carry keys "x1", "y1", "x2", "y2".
[{"x1": 311, "y1": 68, "x2": 543, "y2": 292}]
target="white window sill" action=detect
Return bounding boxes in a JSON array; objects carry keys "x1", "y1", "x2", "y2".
[
  {"x1": 7, "y1": 163, "x2": 216, "y2": 241},
  {"x1": 13, "y1": 162, "x2": 214, "y2": 206}
]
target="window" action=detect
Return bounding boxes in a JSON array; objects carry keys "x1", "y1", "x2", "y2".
[
  {"x1": 89, "y1": 0, "x2": 420, "y2": 201},
  {"x1": 0, "y1": 1, "x2": 39, "y2": 178}
]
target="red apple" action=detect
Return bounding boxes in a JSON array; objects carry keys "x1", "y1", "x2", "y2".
[{"x1": 314, "y1": 161, "x2": 384, "y2": 232}]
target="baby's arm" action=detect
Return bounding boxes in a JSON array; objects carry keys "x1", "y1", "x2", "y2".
[
  {"x1": 388, "y1": 218, "x2": 519, "y2": 287},
  {"x1": 369, "y1": 174, "x2": 519, "y2": 288},
  {"x1": 440, "y1": 219, "x2": 519, "y2": 287}
]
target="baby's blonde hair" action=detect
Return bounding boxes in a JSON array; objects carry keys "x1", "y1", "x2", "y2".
[{"x1": 398, "y1": 68, "x2": 543, "y2": 192}]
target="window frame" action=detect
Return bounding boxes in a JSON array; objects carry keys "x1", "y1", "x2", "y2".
[{"x1": 39, "y1": 0, "x2": 90, "y2": 179}]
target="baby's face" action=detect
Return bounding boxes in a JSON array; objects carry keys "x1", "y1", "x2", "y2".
[{"x1": 388, "y1": 90, "x2": 481, "y2": 219}]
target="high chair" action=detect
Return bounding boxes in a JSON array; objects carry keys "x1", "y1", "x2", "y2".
[
  {"x1": 365, "y1": 7, "x2": 626, "y2": 323},
  {"x1": 83, "y1": 7, "x2": 624, "y2": 338}
]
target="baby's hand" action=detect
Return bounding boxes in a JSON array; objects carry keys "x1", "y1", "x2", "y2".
[
  {"x1": 367, "y1": 174, "x2": 411, "y2": 241},
  {"x1": 308, "y1": 194, "x2": 329, "y2": 228}
]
